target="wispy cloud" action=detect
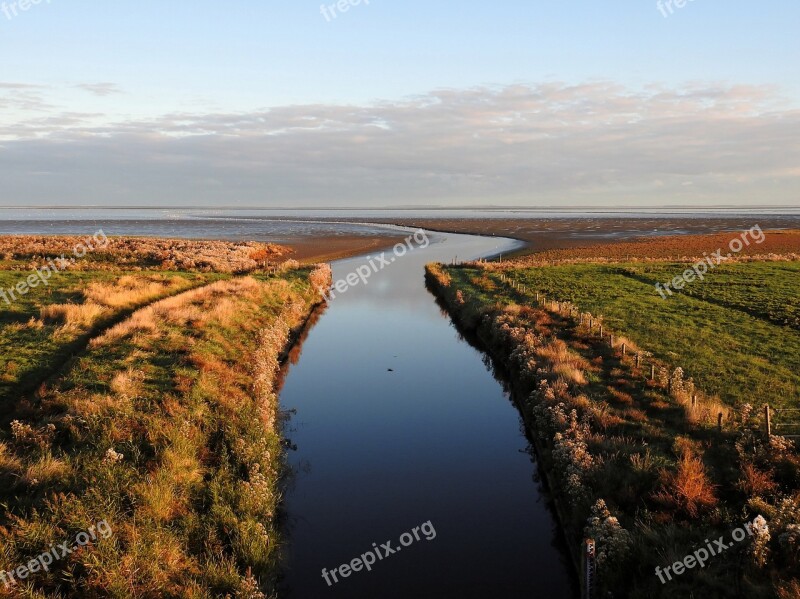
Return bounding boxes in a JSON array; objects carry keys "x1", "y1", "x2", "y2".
[
  {"x1": 0, "y1": 82, "x2": 797, "y2": 207},
  {"x1": 0, "y1": 82, "x2": 45, "y2": 90},
  {"x1": 75, "y1": 83, "x2": 123, "y2": 97}
]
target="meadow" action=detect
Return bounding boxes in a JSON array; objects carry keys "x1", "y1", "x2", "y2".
[
  {"x1": 0, "y1": 236, "x2": 330, "y2": 598},
  {"x1": 496, "y1": 261, "x2": 800, "y2": 411}
]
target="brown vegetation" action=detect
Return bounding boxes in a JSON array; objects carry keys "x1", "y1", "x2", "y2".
[
  {"x1": 0, "y1": 235, "x2": 291, "y2": 272},
  {"x1": 508, "y1": 229, "x2": 800, "y2": 266}
]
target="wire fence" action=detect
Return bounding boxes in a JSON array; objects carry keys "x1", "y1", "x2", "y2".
[
  {"x1": 492, "y1": 269, "x2": 799, "y2": 442},
  {"x1": 771, "y1": 408, "x2": 800, "y2": 439}
]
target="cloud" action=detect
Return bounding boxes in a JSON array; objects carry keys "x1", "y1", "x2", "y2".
[
  {"x1": 0, "y1": 82, "x2": 797, "y2": 207},
  {"x1": 0, "y1": 83, "x2": 53, "y2": 113},
  {"x1": 75, "y1": 83, "x2": 123, "y2": 97},
  {"x1": 0, "y1": 82, "x2": 45, "y2": 90}
]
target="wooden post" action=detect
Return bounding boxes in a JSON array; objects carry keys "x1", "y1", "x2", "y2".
[
  {"x1": 610, "y1": 334, "x2": 614, "y2": 347},
  {"x1": 650, "y1": 364, "x2": 655, "y2": 380},
  {"x1": 589, "y1": 317, "x2": 593, "y2": 329},
  {"x1": 635, "y1": 352, "x2": 640, "y2": 367},
  {"x1": 583, "y1": 538, "x2": 596, "y2": 599},
  {"x1": 765, "y1": 404, "x2": 772, "y2": 437},
  {"x1": 717, "y1": 412, "x2": 723, "y2": 432},
  {"x1": 622, "y1": 343, "x2": 626, "y2": 356},
  {"x1": 599, "y1": 325, "x2": 603, "y2": 337},
  {"x1": 691, "y1": 394, "x2": 697, "y2": 408}
]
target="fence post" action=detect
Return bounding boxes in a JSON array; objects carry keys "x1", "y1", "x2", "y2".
[
  {"x1": 599, "y1": 325, "x2": 603, "y2": 337},
  {"x1": 765, "y1": 404, "x2": 772, "y2": 438},
  {"x1": 717, "y1": 412, "x2": 724, "y2": 432},
  {"x1": 635, "y1": 352, "x2": 640, "y2": 367},
  {"x1": 583, "y1": 538, "x2": 596, "y2": 599},
  {"x1": 650, "y1": 364, "x2": 655, "y2": 381}
]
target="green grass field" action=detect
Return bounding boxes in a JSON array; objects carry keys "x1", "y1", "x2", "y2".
[
  {"x1": 480, "y1": 261, "x2": 800, "y2": 411},
  {"x1": 0, "y1": 268, "x2": 226, "y2": 405},
  {"x1": 0, "y1": 238, "x2": 329, "y2": 597}
]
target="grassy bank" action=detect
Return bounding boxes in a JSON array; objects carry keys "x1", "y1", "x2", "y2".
[
  {"x1": 482, "y1": 261, "x2": 800, "y2": 410},
  {"x1": 0, "y1": 236, "x2": 331, "y2": 597},
  {"x1": 426, "y1": 248, "x2": 800, "y2": 598}
]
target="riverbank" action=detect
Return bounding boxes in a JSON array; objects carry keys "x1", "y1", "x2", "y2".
[
  {"x1": 425, "y1": 233, "x2": 800, "y2": 598},
  {"x1": 0, "y1": 237, "x2": 331, "y2": 597}
]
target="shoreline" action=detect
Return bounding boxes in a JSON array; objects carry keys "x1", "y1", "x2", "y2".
[{"x1": 336, "y1": 215, "x2": 800, "y2": 257}]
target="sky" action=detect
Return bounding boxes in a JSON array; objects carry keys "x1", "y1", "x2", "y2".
[{"x1": 0, "y1": 0, "x2": 798, "y2": 208}]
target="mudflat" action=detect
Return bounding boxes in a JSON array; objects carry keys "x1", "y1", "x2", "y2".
[{"x1": 350, "y1": 214, "x2": 800, "y2": 254}]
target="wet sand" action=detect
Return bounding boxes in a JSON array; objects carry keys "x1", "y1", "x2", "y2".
[
  {"x1": 288, "y1": 234, "x2": 409, "y2": 263},
  {"x1": 346, "y1": 215, "x2": 800, "y2": 256}
]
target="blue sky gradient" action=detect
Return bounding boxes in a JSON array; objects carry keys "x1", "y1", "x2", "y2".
[{"x1": 0, "y1": 1, "x2": 798, "y2": 207}]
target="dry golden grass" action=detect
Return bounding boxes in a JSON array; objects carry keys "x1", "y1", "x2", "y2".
[
  {"x1": 0, "y1": 441, "x2": 22, "y2": 473},
  {"x1": 84, "y1": 275, "x2": 188, "y2": 308},
  {"x1": 536, "y1": 339, "x2": 591, "y2": 384},
  {"x1": 36, "y1": 275, "x2": 199, "y2": 335},
  {"x1": 0, "y1": 235, "x2": 291, "y2": 272},
  {"x1": 110, "y1": 368, "x2": 145, "y2": 400},
  {"x1": 682, "y1": 394, "x2": 732, "y2": 427},
  {"x1": 59, "y1": 390, "x2": 131, "y2": 418},
  {"x1": 654, "y1": 443, "x2": 718, "y2": 517},
  {"x1": 738, "y1": 462, "x2": 779, "y2": 496},
  {"x1": 92, "y1": 308, "x2": 159, "y2": 345},
  {"x1": 553, "y1": 362, "x2": 588, "y2": 385},
  {"x1": 133, "y1": 472, "x2": 185, "y2": 524},
  {"x1": 40, "y1": 302, "x2": 105, "y2": 328},
  {"x1": 23, "y1": 454, "x2": 71, "y2": 486}
]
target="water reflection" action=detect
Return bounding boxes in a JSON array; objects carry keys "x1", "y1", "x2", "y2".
[{"x1": 277, "y1": 231, "x2": 576, "y2": 598}]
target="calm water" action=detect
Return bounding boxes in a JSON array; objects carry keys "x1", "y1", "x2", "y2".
[
  {"x1": 277, "y1": 232, "x2": 576, "y2": 598},
  {"x1": 0, "y1": 210, "x2": 405, "y2": 243}
]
